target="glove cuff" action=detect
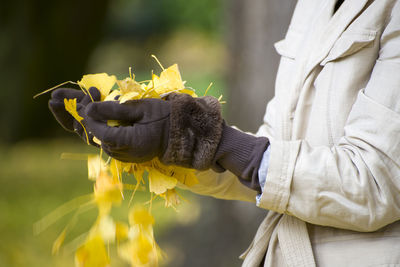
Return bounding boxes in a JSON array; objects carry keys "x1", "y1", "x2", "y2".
[
  {"x1": 212, "y1": 123, "x2": 269, "y2": 192},
  {"x1": 161, "y1": 93, "x2": 223, "y2": 170}
]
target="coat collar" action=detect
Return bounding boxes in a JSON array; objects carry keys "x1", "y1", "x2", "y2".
[{"x1": 302, "y1": 0, "x2": 369, "y2": 80}]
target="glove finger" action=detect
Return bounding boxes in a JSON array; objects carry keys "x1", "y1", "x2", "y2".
[
  {"x1": 101, "y1": 145, "x2": 131, "y2": 162},
  {"x1": 88, "y1": 87, "x2": 101, "y2": 102},
  {"x1": 51, "y1": 88, "x2": 85, "y2": 101},
  {"x1": 72, "y1": 117, "x2": 100, "y2": 147},
  {"x1": 86, "y1": 101, "x2": 145, "y2": 122},
  {"x1": 85, "y1": 115, "x2": 126, "y2": 145},
  {"x1": 81, "y1": 87, "x2": 102, "y2": 104},
  {"x1": 48, "y1": 100, "x2": 75, "y2": 131}
]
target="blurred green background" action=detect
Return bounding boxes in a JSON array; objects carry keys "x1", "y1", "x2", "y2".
[{"x1": 0, "y1": 0, "x2": 296, "y2": 266}]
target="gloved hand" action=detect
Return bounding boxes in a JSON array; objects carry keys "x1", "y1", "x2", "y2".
[
  {"x1": 48, "y1": 87, "x2": 101, "y2": 146},
  {"x1": 85, "y1": 93, "x2": 269, "y2": 191}
]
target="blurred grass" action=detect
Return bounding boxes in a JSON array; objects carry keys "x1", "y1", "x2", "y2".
[{"x1": 0, "y1": 139, "x2": 202, "y2": 267}]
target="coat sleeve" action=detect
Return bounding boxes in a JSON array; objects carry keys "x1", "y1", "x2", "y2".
[
  {"x1": 258, "y1": 3, "x2": 400, "y2": 232},
  {"x1": 177, "y1": 170, "x2": 258, "y2": 203}
]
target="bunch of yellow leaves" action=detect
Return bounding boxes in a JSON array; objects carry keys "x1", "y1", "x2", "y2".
[{"x1": 34, "y1": 57, "x2": 222, "y2": 267}]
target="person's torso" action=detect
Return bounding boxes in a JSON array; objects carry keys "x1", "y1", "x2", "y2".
[{"x1": 255, "y1": 0, "x2": 400, "y2": 266}]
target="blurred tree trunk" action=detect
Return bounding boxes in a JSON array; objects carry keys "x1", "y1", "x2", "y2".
[{"x1": 226, "y1": 0, "x2": 297, "y2": 132}]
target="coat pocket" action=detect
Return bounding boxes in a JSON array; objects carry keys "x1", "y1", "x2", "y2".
[{"x1": 321, "y1": 29, "x2": 377, "y2": 65}]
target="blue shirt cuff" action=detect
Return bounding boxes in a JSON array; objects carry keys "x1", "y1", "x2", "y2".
[{"x1": 256, "y1": 145, "x2": 271, "y2": 204}]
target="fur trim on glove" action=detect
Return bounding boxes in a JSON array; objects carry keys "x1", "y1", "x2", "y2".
[{"x1": 161, "y1": 93, "x2": 223, "y2": 170}]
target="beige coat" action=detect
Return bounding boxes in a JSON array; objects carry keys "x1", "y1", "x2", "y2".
[{"x1": 179, "y1": 0, "x2": 400, "y2": 266}]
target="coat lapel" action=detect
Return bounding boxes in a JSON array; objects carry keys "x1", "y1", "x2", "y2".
[{"x1": 303, "y1": 0, "x2": 369, "y2": 79}]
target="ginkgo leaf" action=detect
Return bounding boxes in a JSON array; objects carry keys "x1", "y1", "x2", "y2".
[
  {"x1": 87, "y1": 155, "x2": 106, "y2": 181},
  {"x1": 118, "y1": 233, "x2": 157, "y2": 267},
  {"x1": 64, "y1": 98, "x2": 89, "y2": 144},
  {"x1": 110, "y1": 158, "x2": 123, "y2": 184},
  {"x1": 148, "y1": 169, "x2": 177, "y2": 195},
  {"x1": 160, "y1": 189, "x2": 180, "y2": 209},
  {"x1": 174, "y1": 168, "x2": 199, "y2": 187},
  {"x1": 75, "y1": 235, "x2": 110, "y2": 267},
  {"x1": 92, "y1": 136, "x2": 102, "y2": 146},
  {"x1": 99, "y1": 215, "x2": 116, "y2": 242},
  {"x1": 94, "y1": 171, "x2": 123, "y2": 215},
  {"x1": 107, "y1": 120, "x2": 120, "y2": 127},
  {"x1": 103, "y1": 90, "x2": 120, "y2": 102},
  {"x1": 64, "y1": 98, "x2": 83, "y2": 122},
  {"x1": 130, "y1": 164, "x2": 145, "y2": 184},
  {"x1": 155, "y1": 64, "x2": 185, "y2": 94},
  {"x1": 52, "y1": 228, "x2": 66, "y2": 255},
  {"x1": 78, "y1": 73, "x2": 116, "y2": 100},
  {"x1": 117, "y1": 77, "x2": 143, "y2": 95},
  {"x1": 150, "y1": 159, "x2": 198, "y2": 187},
  {"x1": 115, "y1": 221, "x2": 129, "y2": 241},
  {"x1": 179, "y1": 88, "x2": 197, "y2": 97},
  {"x1": 119, "y1": 91, "x2": 141, "y2": 103},
  {"x1": 129, "y1": 206, "x2": 154, "y2": 227}
]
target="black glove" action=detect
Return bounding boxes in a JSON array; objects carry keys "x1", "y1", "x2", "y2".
[
  {"x1": 48, "y1": 87, "x2": 101, "y2": 145},
  {"x1": 85, "y1": 98, "x2": 171, "y2": 163},
  {"x1": 85, "y1": 93, "x2": 269, "y2": 191}
]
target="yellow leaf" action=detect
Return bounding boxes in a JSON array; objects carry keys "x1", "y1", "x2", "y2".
[
  {"x1": 107, "y1": 120, "x2": 120, "y2": 127},
  {"x1": 121, "y1": 162, "x2": 134, "y2": 173},
  {"x1": 78, "y1": 73, "x2": 116, "y2": 100},
  {"x1": 92, "y1": 136, "x2": 102, "y2": 146},
  {"x1": 119, "y1": 91, "x2": 141, "y2": 103},
  {"x1": 110, "y1": 158, "x2": 123, "y2": 184},
  {"x1": 94, "y1": 172, "x2": 123, "y2": 213},
  {"x1": 118, "y1": 233, "x2": 158, "y2": 267},
  {"x1": 115, "y1": 222, "x2": 129, "y2": 241},
  {"x1": 52, "y1": 229, "x2": 66, "y2": 255},
  {"x1": 131, "y1": 164, "x2": 145, "y2": 184},
  {"x1": 87, "y1": 155, "x2": 106, "y2": 181},
  {"x1": 174, "y1": 168, "x2": 199, "y2": 187},
  {"x1": 75, "y1": 235, "x2": 109, "y2": 267},
  {"x1": 99, "y1": 215, "x2": 116, "y2": 242},
  {"x1": 64, "y1": 98, "x2": 89, "y2": 144},
  {"x1": 64, "y1": 98, "x2": 83, "y2": 122},
  {"x1": 155, "y1": 64, "x2": 185, "y2": 95},
  {"x1": 103, "y1": 90, "x2": 120, "y2": 102},
  {"x1": 161, "y1": 189, "x2": 180, "y2": 209},
  {"x1": 150, "y1": 159, "x2": 198, "y2": 187},
  {"x1": 117, "y1": 77, "x2": 143, "y2": 95},
  {"x1": 128, "y1": 206, "x2": 154, "y2": 227},
  {"x1": 179, "y1": 88, "x2": 197, "y2": 97},
  {"x1": 148, "y1": 169, "x2": 177, "y2": 195}
]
